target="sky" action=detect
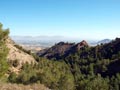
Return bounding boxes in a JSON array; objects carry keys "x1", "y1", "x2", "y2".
[{"x1": 0, "y1": 0, "x2": 120, "y2": 40}]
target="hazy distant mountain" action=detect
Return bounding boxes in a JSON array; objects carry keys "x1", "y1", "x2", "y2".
[
  {"x1": 89, "y1": 39, "x2": 111, "y2": 46},
  {"x1": 97, "y1": 39, "x2": 111, "y2": 44}
]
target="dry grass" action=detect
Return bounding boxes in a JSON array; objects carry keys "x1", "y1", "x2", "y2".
[{"x1": 0, "y1": 83, "x2": 50, "y2": 90}]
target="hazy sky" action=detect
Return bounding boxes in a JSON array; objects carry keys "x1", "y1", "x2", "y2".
[{"x1": 0, "y1": 0, "x2": 120, "y2": 40}]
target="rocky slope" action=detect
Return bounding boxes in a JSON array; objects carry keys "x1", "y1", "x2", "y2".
[{"x1": 6, "y1": 37, "x2": 36, "y2": 72}]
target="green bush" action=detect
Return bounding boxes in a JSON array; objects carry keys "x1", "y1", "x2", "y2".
[
  {"x1": 0, "y1": 23, "x2": 9, "y2": 78},
  {"x1": 9, "y1": 58, "x2": 75, "y2": 90}
]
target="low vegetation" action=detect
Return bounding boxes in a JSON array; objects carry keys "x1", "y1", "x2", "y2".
[
  {"x1": 0, "y1": 83, "x2": 49, "y2": 90},
  {"x1": 9, "y1": 58, "x2": 75, "y2": 90}
]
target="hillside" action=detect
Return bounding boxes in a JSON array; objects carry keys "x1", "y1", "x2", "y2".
[
  {"x1": 37, "y1": 38, "x2": 120, "y2": 61},
  {"x1": 6, "y1": 37, "x2": 36, "y2": 70},
  {"x1": 6, "y1": 34, "x2": 120, "y2": 90},
  {"x1": 1, "y1": 23, "x2": 120, "y2": 90},
  {"x1": 37, "y1": 40, "x2": 89, "y2": 59},
  {"x1": 0, "y1": 27, "x2": 74, "y2": 90},
  {"x1": 0, "y1": 23, "x2": 50, "y2": 90},
  {"x1": 37, "y1": 38, "x2": 120, "y2": 90}
]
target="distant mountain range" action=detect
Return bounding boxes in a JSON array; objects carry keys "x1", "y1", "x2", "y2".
[
  {"x1": 97, "y1": 39, "x2": 111, "y2": 44},
  {"x1": 10, "y1": 36, "x2": 111, "y2": 47}
]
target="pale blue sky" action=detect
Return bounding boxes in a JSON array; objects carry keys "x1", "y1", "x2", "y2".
[{"x1": 0, "y1": 0, "x2": 120, "y2": 40}]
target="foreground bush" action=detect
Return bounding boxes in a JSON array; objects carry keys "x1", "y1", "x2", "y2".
[{"x1": 9, "y1": 58, "x2": 75, "y2": 90}]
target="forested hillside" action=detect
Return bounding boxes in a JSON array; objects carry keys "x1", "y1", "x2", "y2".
[
  {"x1": 1, "y1": 23, "x2": 120, "y2": 90},
  {"x1": 36, "y1": 37, "x2": 120, "y2": 90},
  {"x1": 10, "y1": 37, "x2": 120, "y2": 90}
]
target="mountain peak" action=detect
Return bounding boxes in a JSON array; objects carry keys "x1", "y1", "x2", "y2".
[
  {"x1": 37, "y1": 40, "x2": 89, "y2": 59},
  {"x1": 76, "y1": 40, "x2": 89, "y2": 49},
  {"x1": 80, "y1": 40, "x2": 89, "y2": 46}
]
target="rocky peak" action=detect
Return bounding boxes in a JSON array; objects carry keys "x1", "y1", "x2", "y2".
[
  {"x1": 75, "y1": 40, "x2": 89, "y2": 50},
  {"x1": 37, "y1": 40, "x2": 89, "y2": 59},
  {"x1": 79, "y1": 40, "x2": 89, "y2": 46}
]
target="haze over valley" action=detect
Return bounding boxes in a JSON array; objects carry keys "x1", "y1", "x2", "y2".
[{"x1": 11, "y1": 36, "x2": 112, "y2": 53}]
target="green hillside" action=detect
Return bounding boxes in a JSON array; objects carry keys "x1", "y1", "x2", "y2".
[{"x1": 1, "y1": 23, "x2": 120, "y2": 90}]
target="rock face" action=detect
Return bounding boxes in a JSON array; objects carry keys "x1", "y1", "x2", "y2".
[
  {"x1": 37, "y1": 40, "x2": 89, "y2": 59},
  {"x1": 75, "y1": 40, "x2": 89, "y2": 50},
  {"x1": 6, "y1": 37, "x2": 36, "y2": 70}
]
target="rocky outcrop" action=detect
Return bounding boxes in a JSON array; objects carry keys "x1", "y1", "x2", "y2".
[{"x1": 75, "y1": 40, "x2": 89, "y2": 50}]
